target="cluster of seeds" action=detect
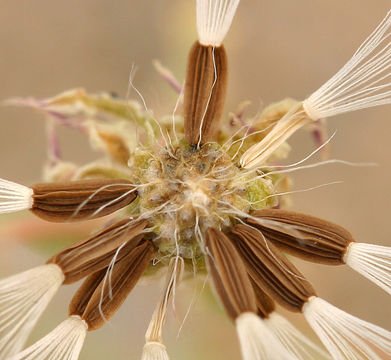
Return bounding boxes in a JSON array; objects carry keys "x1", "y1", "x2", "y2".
[{"x1": 131, "y1": 143, "x2": 276, "y2": 265}]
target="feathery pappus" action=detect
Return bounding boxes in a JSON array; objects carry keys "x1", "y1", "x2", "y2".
[{"x1": 0, "y1": 1, "x2": 391, "y2": 359}]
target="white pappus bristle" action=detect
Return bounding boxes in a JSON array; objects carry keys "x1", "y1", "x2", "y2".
[
  {"x1": 141, "y1": 258, "x2": 183, "y2": 360},
  {"x1": 344, "y1": 242, "x2": 391, "y2": 295},
  {"x1": 0, "y1": 178, "x2": 33, "y2": 214},
  {"x1": 303, "y1": 297, "x2": 391, "y2": 360},
  {"x1": 265, "y1": 313, "x2": 331, "y2": 360},
  {"x1": 196, "y1": 0, "x2": 240, "y2": 46},
  {"x1": 239, "y1": 103, "x2": 309, "y2": 169},
  {"x1": 141, "y1": 342, "x2": 169, "y2": 360},
  {"x1": 235, "y1": 312, "x2": 296, "y2": 360},
  {"x1": 0, "y1": 264, "x2": 64, "y2": 359},
  {"x1": 303, "y1": 11, "x2": 391, "y2": 121},
  {"x1": 9, "y1": 316, "x2": 88, "y2": 360}
]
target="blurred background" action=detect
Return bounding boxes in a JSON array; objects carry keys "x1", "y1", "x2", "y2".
[{"x1": 0, "y1": 0, "x2": 390, "y2": 359}]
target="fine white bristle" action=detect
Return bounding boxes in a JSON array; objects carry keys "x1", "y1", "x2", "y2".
[
  {"x1": 303, "y1": 297, "x2": 391, "y2": 360},
  {"x1": 9, "y1": 316, "x2": 88, "y2": 360},
  {"x1": 303, "y1": 11, "x2": 391, "y2": 120},
  {"x1": 239, "y1": 104, "x2": 310, "y2": 168},
  {"x1": 0, "y1": 178, "x2": 33, "y2": 214},
  {"x1": 196, "y1": 0, "x2": 240, "y2": 46},
  {"x1": 344, "y1": 242, "x2": 391, "y2": 295},
  {"x1": 265, "y1": 313, "x2": 331, "y2": 360},
  {"x1": 0, "y1": 264, "x2": 64, "y2": 359},
  {"x1": 236, "y1": 312, "x2": 296, "y2": 360},
  {"x1": 141, "y1": 342, "x2": 169, "y2": 360},
  {"x1": 141, "y1": 258, "x2": 183, "y2": 360}
]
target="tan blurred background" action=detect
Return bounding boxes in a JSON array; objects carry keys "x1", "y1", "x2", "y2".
[{"x1": 0, "y1": 1, "x2": 390, "y2": 359}]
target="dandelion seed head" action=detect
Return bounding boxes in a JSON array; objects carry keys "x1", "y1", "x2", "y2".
[{"x1": 2, "y1": 2, "x2": 391, "y2": 360}]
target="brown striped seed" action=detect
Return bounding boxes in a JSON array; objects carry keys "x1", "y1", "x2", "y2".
[
  {"x1": 69, "y1": 269, "x2": 107, "y2": 318},
  {"x1": 250, "y1": 278, "x2": 276, "y2": 319},
  {"x1": 69, "y1": 241, "x2": 155, "y2": 331},
  {"x1": 231, "y1": 224, "x2": 316, "y2": 312},
  {"x1": 249, "y1": 209, "x2": 355, "y2": 265},
  {"x1": 48, "y1": 219, "x2": 149, "y2": 284},
  {"x1": 31, "y1": 179, "x2": 136, "y2": 222},
  {"x1": 184, "y1": 41, "x2": 228, "y2": 146},
  {"x1": 205, "y1": 228, "x2": 257, "y2": 320}
]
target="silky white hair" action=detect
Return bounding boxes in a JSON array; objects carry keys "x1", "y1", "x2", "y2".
[
  {"x1": 303, "y1": 11, "x2": 391, "y2": 120},
  {"x1": 9, "y1": 316, "x2": 88, "y2": 360},
  {"x1": 303, "y1": 297, "x2": 391, "y2": 360},
  {"x1": 345, "y1": 242, "x2": 391, "y2": 295},
  {"x1": 265, "y1": 313, "x2": 331, "y2": 360},
  {"x1": 0, "y1": 178, "x2": 33, "y2": 215},
  {"x1": 236, "y1": 312, "x2": 296, "y2": 360},
  {"x1": 0, "y1": 264, "x2": 64, "y2": 359},
  {"x1": 196, "y1": 0, "x2": 241, "y2": 46}
]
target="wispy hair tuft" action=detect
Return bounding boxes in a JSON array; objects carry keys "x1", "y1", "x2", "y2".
[
  {"x1": 344, "y1": 242, "x2": 391, "y2": 295},
  {"x1": 141, "y1": 342, "x2": 169, "y2": 360},
  {"x1": 10, "y1": 316, "x2": 88, "y2": 360},
  {"x1": 236, "y1": 312, "x2": 295, "y2": 360},
  {"x1": 0, "y1": 178, "x2": 33, "y2": 215},
  {"x1": 265, "y1": 313, "x2": 331, "y2": 360},
  {"x1": 303, "y1": 297, "x2": 391, "y2": 360},
  {"x1": 196, "y1": 0, "x2": 241, "y2": 46},
  {"x1": 303, "y1": 11, "x2": 391, "y2": 120},
  {"x1": 0, "y1": 264, "x2": 64, "y2": 359}
]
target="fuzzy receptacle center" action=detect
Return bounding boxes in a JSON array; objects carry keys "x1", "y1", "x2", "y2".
[{"x1": 130, "y1": 142, "x2": 277, "y2": 269}]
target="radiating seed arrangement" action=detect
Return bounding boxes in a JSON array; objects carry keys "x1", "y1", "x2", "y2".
[{"x1": 1, "y1": 1, "x2": 391, "y2": 359}]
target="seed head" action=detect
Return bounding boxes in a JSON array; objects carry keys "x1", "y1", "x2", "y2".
[{"x1": 1, "y1": 1, "x2": 391, "y2": 360}]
